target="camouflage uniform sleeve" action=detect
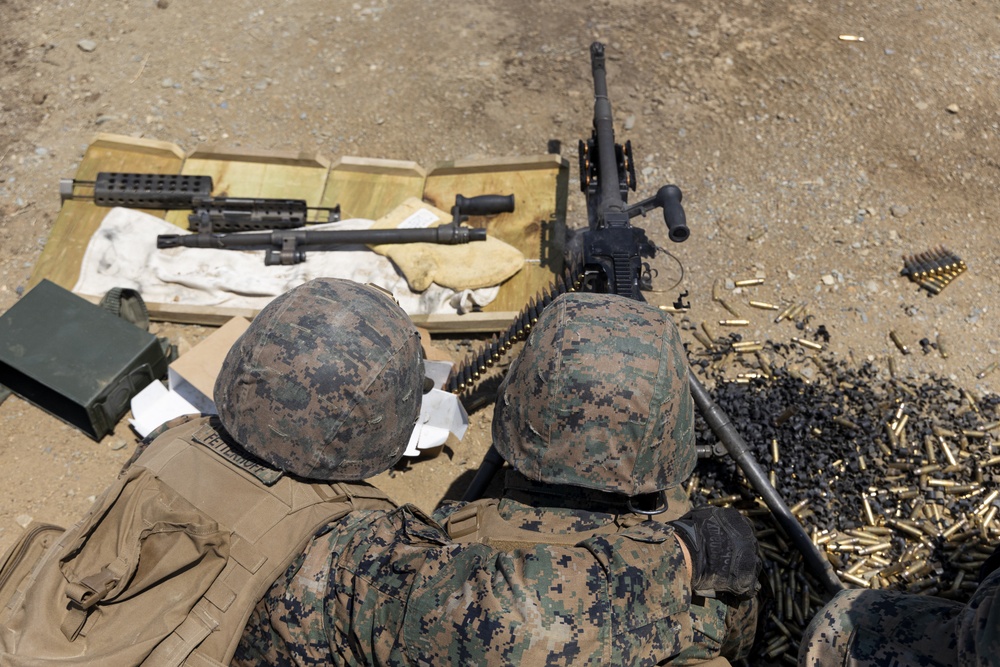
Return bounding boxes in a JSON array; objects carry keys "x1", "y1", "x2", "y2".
[
  {"x1": 586, "y1": 520, "x2": 756, "y2": 666},
  {"x1": 236, "y1": 506, "x2": 752, "y2": 666},
  {"x1": 957, "y1": 567, "x2": 1000, "y2": 665},
  {"x1": 347, "y1": 508, "x2": 744, "y2": 665},
  {"x1": 232, "y1": 509, "x2": 399, "y2": 667}
]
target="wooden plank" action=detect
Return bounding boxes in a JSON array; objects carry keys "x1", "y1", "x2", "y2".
[
  {"x1": 77, "y1": 293, "x2": 518, "y2": 334},
  {"x1": 321, "y1": 156, "x2": 426, "y2": 221},
  {"x1": 409, "y1": 311, "x2": 520, "y2": 334},
  {"x1": 164, "y1": 145, "x2": 332, "y2": 228},
  {"x1": 28, "y1": 133, "x2": 184, "y2": 291},
  {"x1": 423, "y1": 154, "x2": 569, "y2": 317},
  {"x1": 77, "y1": 294, "x2": 262, "y2": 327}
]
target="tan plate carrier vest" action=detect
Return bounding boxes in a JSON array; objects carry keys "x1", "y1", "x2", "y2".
[{"x1": 0, "y1": 416, "x2": 393, "y2": 666}]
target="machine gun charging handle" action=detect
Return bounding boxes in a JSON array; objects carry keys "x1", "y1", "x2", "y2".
[
  {"x1": 657, "y1": 185, "x2": 690, "y2": 243},
  {"x1": 455, "y1": 194, "x2": 515, "y2": 217}
]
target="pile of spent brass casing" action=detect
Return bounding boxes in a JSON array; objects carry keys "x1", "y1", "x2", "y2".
[{"x1": 692, "y1": 354, "x2": 999, "y2": 665}]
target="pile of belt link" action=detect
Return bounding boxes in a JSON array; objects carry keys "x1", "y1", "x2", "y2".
[{"x1": 686, "y1": 320, "x2": 998, "y2": 665}]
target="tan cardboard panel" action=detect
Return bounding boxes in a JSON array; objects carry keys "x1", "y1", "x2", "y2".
[
  {"x1": 322, "y1": 156, "x2": 426, "y2": 221},
  {"x1": 29, "y1": 134, "x2": 184, "y2": 291},
  {"x1": 423, "y1": 154, "x2": 569, "y2": 315}
]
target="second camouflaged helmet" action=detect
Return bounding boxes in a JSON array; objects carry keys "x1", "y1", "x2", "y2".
[
  {"x1": 493, "y1": 292, "x2": 695, "y2": 496},
  {"x1": 214, "y1": 278, "x2": 423, "y2": 481}
]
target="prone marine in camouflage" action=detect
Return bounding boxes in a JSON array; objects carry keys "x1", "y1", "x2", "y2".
[
  {"x1": 214, "y1": 278, "x2": 423, "y2": 481},
  {"x1": 433, "y1": 291, "x2": 762, "y2": 665},
  {"x1": 798, "y1": 565, "x2": 1000, "y2": 666}
]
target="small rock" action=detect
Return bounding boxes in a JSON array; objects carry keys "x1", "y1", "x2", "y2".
[
  {"x1": 624, "y1": 114, "x2": 636, "y2": 130},
  {"x1": 32, "y1": 92, "x2": 47, "y2": 105},
  {"x1": 108, "y1": 438, "x2": 128, "y2": 451},
  {"x1": 890, "y1": 204, "x2": 910, "y2": 218},
  {"x1": 15, "y1": 514, "x2": 33, "y2": 529},
  {"x1": 945, "y1": 103, "x2": 960, "y2": 114},
  {"x1": 160, "y1": 78, "x2": 174, "y2": 88},
  {"x1": 95, "y1": 115, "x2": 115, "y2": 125},
  {"x1": 34, "y1": 146, "x2": 48, "y2": 156},
  {"x1": 77, "y1": 39, "x2": 97, "y2": 53},
  {"x1": 156, "y1": 0, "x2": 169, "y2": 8},
  {"x1": 915, "y1": 101, "x2": 929, "y2": 111},
  {"x1": 822, "y1": 274, "x2": 836, "y2": 285}
]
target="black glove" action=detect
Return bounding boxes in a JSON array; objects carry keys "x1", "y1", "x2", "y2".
[
  {"x1": 979, "y1": 544, "x2": 1000, "y2": 583},
  {"x1": 669, "y1": 506, "x2": 762, "y2": 599}
]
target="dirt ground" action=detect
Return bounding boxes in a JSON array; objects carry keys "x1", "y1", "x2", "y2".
[{"x1": 0, "y1": 0, "x2": 998, "y2": 561}]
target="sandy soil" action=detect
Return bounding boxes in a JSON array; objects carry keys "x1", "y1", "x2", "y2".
[{"x1": 0, "y1": 0, "x2": 997, "y2": 565}]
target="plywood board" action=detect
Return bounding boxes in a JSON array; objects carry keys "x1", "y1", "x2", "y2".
[
  {"x1": 422, "y1": 154, "x2": 569, "y2": 316},
  {"x1": 164, "y1": 145, "x2": 332, "y2": 228},
  {"x1": 321, "y1": 156, "x2": 426, "y2": 221},
  {"x1": 33, "y1": 136, "x2": 567, "y2": 333},
  {"x1": 29, "y1": 134, "x2": 185, "y2": 291}
]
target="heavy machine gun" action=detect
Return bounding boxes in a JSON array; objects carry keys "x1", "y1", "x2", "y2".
[{"x1": 459, "y1": 42, "x2": 843, "y2": 594}]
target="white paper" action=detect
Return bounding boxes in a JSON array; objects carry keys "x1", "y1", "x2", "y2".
[
  {"x1": 128, "y1": 380, "x2": 200, "y2": 437},
  {"x1": 403, "y1": 388, "x2": 469, "y2": 457}
]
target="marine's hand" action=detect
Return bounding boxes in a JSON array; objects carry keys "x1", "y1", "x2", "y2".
[{"x1": 669, "y1": 506, "x2": 762, "y2": 599}]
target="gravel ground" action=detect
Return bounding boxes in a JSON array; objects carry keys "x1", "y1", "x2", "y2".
[{"x1": 0, "y1": 2, "x2": 998, "y2": 657}]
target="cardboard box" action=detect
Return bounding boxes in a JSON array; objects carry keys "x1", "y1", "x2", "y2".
[{"x1": 168, "y1": 316, "x2": 250, "y2": 414}]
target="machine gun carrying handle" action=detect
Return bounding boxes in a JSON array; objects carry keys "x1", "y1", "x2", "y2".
[
  {"x1": 455, "y1": 194, "x2": 515, "y2": 217},
  {"x1": 656, "y1": 185, "x2": 690, "y2": 243}
]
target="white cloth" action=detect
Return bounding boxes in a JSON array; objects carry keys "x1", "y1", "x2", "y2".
[{"x1": 72, "y1": 208, "x2": 499, "y2": 316}]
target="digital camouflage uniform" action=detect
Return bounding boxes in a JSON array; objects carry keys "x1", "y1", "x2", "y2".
[
  {"x1": 798, "y1": 567, "x2": 1000, "y2": 666},
  {"x1": 435, "y1": 292, "x2": 760, "y2": 665},
  {"x1": 232, "y1": 291, "x2": 761, "y2": 666},
  {"x1": 233, "y1": 502, "x2": 716, "y2": 666}
]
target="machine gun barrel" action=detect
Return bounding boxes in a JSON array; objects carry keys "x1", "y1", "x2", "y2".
[
  {"x1": 157, "y1": 192, "x2": 508, "y2": 265},
  {"x1": 590, "y1": 42, "x2": 626, "y2": 217}
]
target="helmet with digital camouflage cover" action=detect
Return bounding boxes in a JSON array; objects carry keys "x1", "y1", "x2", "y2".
[
  {"x1": 214, "y1": 278, "x2": 423, "y2": 481},
  {"x1": 492, "y1": 292, "x2": 695, "y2": 496}
]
